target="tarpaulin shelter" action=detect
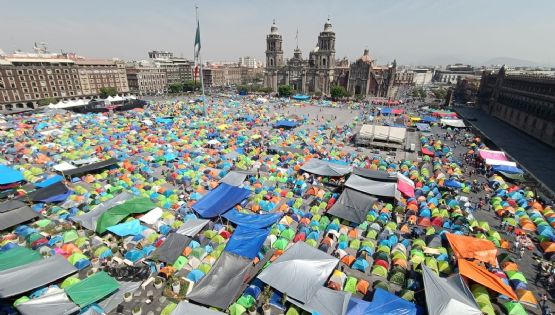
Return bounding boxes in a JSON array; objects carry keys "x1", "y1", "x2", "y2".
[
  {"x1": 139, "y1": 207, "x2": 163, "y2": 225},
  {"x1": 484, "y1": 159, "x2": 516, "y2": 167},
  {"x1": 96, "y1": 197, "x2": 156, "y2": 233},
  {"x1": 358, "y1": 125, "x2": 407, "y2": 144},
  {"x1": 478, "y1": 149, "x2": 508, "y2": 162},
  {"x1": 365, "y1": 288, "x2": 423, "y2": 315},
  {"x1": 35, "y1": 175, "x2": 64, "y2": 188},
  {"x1": 192, "y1": 183, "x2": 251, "y2": 218},
  {"x1": 268, "y1": 146, "x2": 305, "y2": 155},
  {"x1": 446, "y1": 233, "x2": 498, "y2": 267},
  {"x1": 225, "y1": 225, "x2": 270, "y2": 259},
  {"x1": 171, "y1": 301, "x2": 226, "y2": 315},
  {"x1": 288, "y1": 286, "x2": 351, "y2": 315},
  {"x1": 492, "y1": 165, "x2": 524, "y2": 174},
  {"x1": 16, "y1": 288, "x2": 79, "y2": 315},
  {"x1": 152, "y1": 233, "x2": 191, "y2": 264},
  {"x1": 274, "y1": 120, "x2": 298, "y2": 128},
  {"x1": 457, "y1": 259, "x2": 517, "y2": 300},
  {"x1": 258, "y1": 241, "x2": 339, "y2": 303},
  {"x1": 328, "y1": 188, "x2": 377, "y2": 224},
  {"x1": 416, "y1": 123, "x2": 431, "y2": 132},
  {"x1": 440, "y1": 119, "x2": 466, "y2": 128},
  {"x1": 345, "y1": 174, "x2": 397, "y2": 198},
  {"x1": 0, "y1": 255, "x2": 77, "y2": 298},
  {"x1": 224, "y1": 209, "x2": 283, "y2": 228},
  {"x1": 23, "y1": 182, "x2": 70, "y2": 202},
  {"x1": 176, "y1": 218, "x2": 210, "y2": 237},
  {"x1": 301, "y1": 159, "x2": 353, "y2": 177},
  {"x1": 0, "y1": 200, "x2": 39, "y2": 230},
  {"x1": 98, "y1": 281, "x2": 141, "y2": 313},
  {"x1": 220, "y1": 171, "x2": 249, "y2": 186},
  {"x1": 422, "y1": 266, "x2": 482, "y2": 315},
  {"x1": 187, "y1": 251, "x2": 252, "y2": 309},
  {"x1": 0, "y1": 246, "x2": 42, "y2": 271},
  {"x1": 0, "y1": 165, "x2": 24, "y2": 185},
  {"x1": 352, "y1": 167, "x2": 397, "y2": 182},
  {"x1": 72, "y1": 192, "x2": 133, "y2": 231},
  {"x1": 60, "y1": 158, "x2": 118, "y2": 177},
  {"x1": 292, "y1": 94, "x2": 311, "y2": 100},
  {"x1": 422, "y1": 116, "x2": 438, "y2": 123},
  {"x1": 397, "y1": 173, "x2": 415, "y2": 197},
  {"x1": 65, "y1": 271, "x2": 119, "y2": 307}
]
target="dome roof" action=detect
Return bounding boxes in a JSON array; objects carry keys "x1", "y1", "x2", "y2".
[
  {"x1": 359, "y1": 49, "x2": 374, "y2": 64},
  {"x1": 324, "y1": 18, "x2": 333, "y2": 32},
  {"x1": 270, "y1": 20, "x2": 279, "y2": 35}
]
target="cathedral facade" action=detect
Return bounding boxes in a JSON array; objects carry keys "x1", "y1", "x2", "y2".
[{"x1": 264, "y1": 20, "x2": 396, "y2": 98}]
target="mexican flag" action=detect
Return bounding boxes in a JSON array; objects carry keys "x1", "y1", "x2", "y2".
[{"x1": 194, "y1": 20, "x2": 201, "y2": 59}]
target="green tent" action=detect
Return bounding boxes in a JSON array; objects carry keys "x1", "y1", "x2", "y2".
[
  {"x1": 68, "y1": 252, "x2": 89, "y2": 265},
  {"x1": 173, "y1": 256, "x2": 188, "y2": 270},
  {"x1": 0, "y1": 246, "x2": 42, "y2": 271},
  {"x1": 60, "y1": 276, "x2": 81, "y2": 289},
  {"x1": 228, "y1": 303, "x2": 246, "y2": 315},
  {"x1": 503, "y1": 301, "x2": 528, "y2": 315},
  {"x1": 65, "y1": 271, "x2": 119, "y2": 307},
  {"x1": 371, "y1": 265, "x2": 388, "y2": 278},
  {"x1": 63, "y1": 230, "x2": 79, "y2": 243},
  {"x1": 237, "y1": 294, "x2": 256, "y2": 309},
  {"x1": 506, "y1": 271, "x2": 527, "y2": 283},
  {"x1": 344, "y1": 276, "x2": 357, "y2": 293},
  {"x1": 96, "y1": 198, "x2": 155, "y2": 233},
  {"x1": 272, "y1": 238, "x2": 289, "y2": 250}
]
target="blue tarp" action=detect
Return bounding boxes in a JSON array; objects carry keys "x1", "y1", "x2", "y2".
[
  {"x1": 422, "y1": 116, "x2": 438, "y2": 123},
  {"x1": 192, "y1": 183, "x2": 251, "y2": 218},
  {"x1": 347, "y1": 297, "x2": 371, "y2": 315},
  {"x1": 365, "y1": 288, "x2": 423, "y2": 315},
  {"x1": 225, "y1": 225, "x2": 270, "y2": 259},
  {"x1": 415, "y1": 123, "x2": 431, "y2": 132},
  {"x1": 0, "y1": 165, "x2": 24, "y2": 185},
  {"x1": 380, "y1": 108, "x2": 392, "y2": 115},
  {"x1": 106, "y1": 219, "x2": 146, "y2": 237},
  {"x1": 292, "y1": 94, "x2": 310, "y2": 101},
  {"x1": 492, "y1": 165, "x2": 524, "y2": 174},
  {"x1": 223, "y1": 209, "x2": 283, "y2": 228},
  {"x1": 35, "y1": 175, "x2": 64, "y2": 188},
  {"x1": 274, "y1": 120, "x2": 297, "y2": 128},
  {"x1": 155, "y1": 117, "x2": 173, "y2": 124},
  {"x1": 444, "y1": 179, "x2": 463, "y2": 189},
  {"x1": 40, "y1": 190, "x2": 72, "y2": 203}
]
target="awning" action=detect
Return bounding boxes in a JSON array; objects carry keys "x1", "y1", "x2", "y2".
[
  {"x1": 258, "y1": 242, "x2": 339, "y2": 303},
  {"x1": 187, "y1": 251, "x2": 252, "y2": 309},
  {"x1": 35, "y1": 175, "x2": 64, "y2": 188},
  {"x1": 446, "y1": 233, "x2": 498, "y2": 267},
  {"x1": 422, "y1": 266, "x2": 482, "y2": 315},
  {"x1": 328, "y1": 188, "x2": 377, "y2": 224},
  {"x1": 484, "y1": 159, "x2": 516, "y2": 167},
  {"x1": 23, "y1": 182, "x2": 70, "y2": 202},
  {"x1": 0, "y1": 246, "x2": 42, "y2": 271},
  {"x1": 478, "y1": 149, "x2": 508, "y2": 161},
  {"x1": 440, "y1": 119, "x2": 466, "y2": 128},
  {"x1": 220, "y1": 171, "x2": 248, "y2": 186},
  {"x1": 61, "y1": 158, "x2": 118, "y2": 177},
  {"x1": 192, "y1": 183, "x2": 251, "y2": 218},
  {"x1": 458, "y1": 259, "x2": 517, "y2": 301},
  {"x1": 65, "y1": 271, "x2": 119, "y2": 307},
  {"x1": 0, "y1": 204, "x2": 39, "y2": 230},
  {"x1": 492, "y1": 165, "x2": 523, "y2": 174},
  {"x1": 0, "y1": 255, "x2": 77, "y2": 298},
  {"x1": 345, "y1": 174, "x2": 397, "y2": 197},
  {"x1": 352, "y1": 167, "x2": 397, "y2": 182},
  {"x1": 152, "y1": 233, "x2": 191, "y2": 264},
  {"x1": 225, "y1": 225, "x2": 270, "y2": 259},
  {"x1": 16, "y1": 288, "x2": 79, "y2": 315},
  {"x1": 223, "y1": 209, "x2": 283, "y2": 228},
  {"x1": 301, "y1": 159, "x2": 353, "y2": 177}
]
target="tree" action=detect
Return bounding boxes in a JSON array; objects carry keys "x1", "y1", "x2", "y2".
[
  {"x1": 169, "y1": 83, "x2": 184, "y2": 93},
  {"x1": 411, "y1": 87, "x2": 426, "y2": 99},
  {"x1": 433, "y1": 88, "x2": 448, "y2": 100},
  {"x1": 183, "y1": 80, "x2": 201, "y2": 92},
  {"x1": 278, "y1": 85, "x2": 293, "y2": 97},
  {"x1": 99, "y1": 87, "x2": 117, "y2": 98},
  {"x1": 330, "y1": 85, "x2": 350, "y2": 99},
  {"x1": 37, "y1": 97, "x2": 58, "y2": 106}
]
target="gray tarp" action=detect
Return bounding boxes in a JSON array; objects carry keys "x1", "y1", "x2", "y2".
[
  {"x1": 258, "y1": 242, "x2": 339, "y2": 303},
  {"x1": 288, "y1": 286, "x2": 351, "y2": 315},
  {"x1": 353, "y1": 167, "x2": 397, "y2": 182},
  {"x1": 152, "y1": 233, "x2": 191, "y2": 264},
  {"x1": 0, "y1": 205, "x2": 39, "y2": 230},
  {"x1": 300, "y1": 159, "x2": 352, "y2": 177},
  {"x1": 0, "y1": 200, "x2": 27, "y2": 213},
  {"x1": 176, "y1": 218, "x2": 210, "y2": 237},
  {"x1": 328, "y1": 188, "x2": 377, "y2": 224},
  {"x1": 220, "y1": 171, "x2": 248, "y2": 186},
  {"x1": 16, "y1": 288, "x2": 79, "y2": 315},
  {"x1": 71, "y1": 192, "x2": 133, "y2": 230},
  {"x1": 187, "y1": 251, "x2": 252, "y2": 309},
  {"x1": 98, "y1": 281, "x2": 141, "y2": 313},
  {"x1": 422, "y1": 266, "x2": 482, "y2": 315},
  {"x1": 345, "y1": 174, "x2": 397, "y2": 197},
  {"x1": 171, "y1": 301, "x2": 226, "y2": 315},
  {"x1": 0, "y1": 255, "x2": 77, "y2": 298}
]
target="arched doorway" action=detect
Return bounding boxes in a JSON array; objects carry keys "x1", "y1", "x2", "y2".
[{"x1": 355, "y1": 85, "x2": 362, "y2": 95}]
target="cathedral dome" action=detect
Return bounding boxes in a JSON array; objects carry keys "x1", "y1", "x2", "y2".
[
  {"x1": 270, "y1": 20, "x2": 279, "y2": 35},
  {"x1": 359, "y1": 49, "x2": 374, "y2": 64},
  {"x1": 324, "y1": 18, "x2": 332, "y2": 32}
]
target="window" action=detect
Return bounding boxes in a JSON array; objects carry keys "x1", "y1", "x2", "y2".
[
  {"x1": 34, "y1": 93, "x2": 40, "y2": 98},
  {"x1": 33, "y1": 87, "x2": 38, "y2": 92},
  {"x1": 39, "y1": 75, "x2": 44, "y2": 80},
  {"x1": 17, "y1": 70, "x2": 23, "y2": 75},
  {"x1": 48, "y1": 75, "x2": 53, "y2": 80},
  {"x1": 42, "y1": 87, "x2": 48, "y2": 92},
  {"x1": 37, "y1": 70, "x2": 43, "y2": 74},
  {"x1": 11, "y1": 83, "x2": 16, "y2": 88},
  {"x1": 23, "y1": 88, "x2": 29, "y2": 93},
  {"x1": 55, "y1": 69, "x2": 61, "y2": 74},
  {"x1": 21, "y1": 82, "x2": 27, "y2": 87},
  {"x1": 63, "y1": 69, "x2": 68, "y2": 73},
  {"x1": 53, "y1": 92, "x2": 58, "y2": 97},
  {"x1": 52, "y1": 86, "x2": 57, "y2": 91},
  {"x1": 24, "y1": 94, "x2": 31, "y2": 100},
  {"x1": 44, "y1": 93, "x2": 49, "y2": 97},
  {"x1": 6, "y1": 70, "x2": 12, "y2": 75},
  {"x1": 65, "y1": 75, "x2": 70, "y2": 79}
]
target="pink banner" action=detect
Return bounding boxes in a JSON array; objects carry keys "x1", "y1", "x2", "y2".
[
  {"x1": 478, "y1": 149, "x2": 508, "y2": 161},
  {"x1": 397, "y1": 173, "x2": 415, "y2": 198}
]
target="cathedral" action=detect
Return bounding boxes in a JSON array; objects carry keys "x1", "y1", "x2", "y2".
[{"x1": 264, "y1": 19, "x2": 397, "y2": 98}]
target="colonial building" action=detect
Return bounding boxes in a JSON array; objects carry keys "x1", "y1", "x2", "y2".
[
  {"x1": 126, "y1": 66, "x2": 167, "y2": 95},
  {"x1": 346, "y1": 49, "x2": 397, "y2": 98},
  {"x1": 264, "y1": 19, "x2": 345, "y2": 95},
  {"x1": 71, "y1": 57, "x2": 129, "y2": 97},
  {"x1": 433, "y1": 64, "x2": 481, "y2": 84},
  {"x1": 148, "y1": 51, "x2": 193, "y2": 86},
  {"x1": 478, "y1": 66, "x2": 555, "y2": 148}
]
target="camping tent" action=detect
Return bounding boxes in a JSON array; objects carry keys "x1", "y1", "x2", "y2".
[
  {"x1": 328, "y1": 188, "x2": 377, "y2": 224},
  {"x1": 301, "y1": 159, "x2": 353, "y2": 177},
  {"x1": 192, "y1": 183, "x2": 251, "y2": 218},
  {"x1": 446, "y1": 233, "x2": 498, "y2": 267},
  {"x1": 345, "y1": 174, "x2": 397, "y2": 198},
  {"x1": 422, "y1": 266, "x2": 482, "y2": 315},
  {"x1": 457, "y1": 259, "x2": 517, "y2": 301},
  {"x1": 258, "y1": 242, "x2": 339, "y2": 303}
]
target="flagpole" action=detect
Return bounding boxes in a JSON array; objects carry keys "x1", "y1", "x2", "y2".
[{"x1": 195, "y1": 6, "x2": 207, "y2": 116}]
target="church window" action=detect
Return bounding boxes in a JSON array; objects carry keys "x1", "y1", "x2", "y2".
[{"x1": 322, "y1": 58, "x2": 326, "y2": 66}]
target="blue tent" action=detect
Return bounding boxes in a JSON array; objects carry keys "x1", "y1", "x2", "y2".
[
  {"x1": 106, "y1": 219, "x2": 146, "y2": 237},
  {"x1": 223, "y1": 209, "x2": 283, "y2": 228},
  {"x1": 352, "y1": 258, "x2": 370, "y2": 272},
  {"x1": 492, "y1": 165, "x2": 524, "y2": 174},
  {"x1": 35, "y1": 175, "x2": 64, "y2": 188},
  {"x1": 347, "y1": 297, "x2": 371, "y2": 315},
  {"x1": 274, "y1": 120, "x2": 297, "y2": 128},
  {"x1": 187, "y1": 269, "x2": 205, "y2": 282},
  {"x1": 192, "y1": 183, "x2": 251, "y2": 218},
  {"x1": 444, "y1": 179, "x2": 463, "y2": 189},
  {"x1": 365, "y1": 288, "x2": 423, "y2": 315},
  {"x1": 381, "y1": 108, "x2": 392, "y2": 115},
  {"x1": 292, "y1": 94, "x2": 310, "y2": 101},
  {"x1": 416, "y1": 123, "x2": 431, "y2": 132},
  {"x1": 225, "y1": 226, "x2": 270, "y2": 259},
  {"x1": 422, "y1": 116, "x2": 438, "y2": 123},
  {"x1": 0, "y1": 165, "x2": 24, "y2": 185}
]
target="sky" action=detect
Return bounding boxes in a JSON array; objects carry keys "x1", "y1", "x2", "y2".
[{"x1": 2, "y1": 0, "x2": 554, "y2": 66}]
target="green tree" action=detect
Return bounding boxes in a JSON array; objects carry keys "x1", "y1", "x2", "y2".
[
  {"x1": 411, "y1": 87, "x2": 426, "y2": 99},
  {"x1": 37, "y1": 97, "x2": 58, "y2": 106},
  {"x1": 99, "y1": 87, "x2": 118, "y2": 98},
  {"x1": 330, "y1": 85, "x2": 350, "y2": 99},
  {"x1": 278, "y1": 84, "x2": 293, "y2": 97},
  {"x1": 433, "y1": 88, "x2": 448, "y2": 100},
  {"x1": 183, "y1": 80, "x2": 201, "y2": 92},
  {"x1": 169, "y1": 82, "x2": 184, "y2": 93}
]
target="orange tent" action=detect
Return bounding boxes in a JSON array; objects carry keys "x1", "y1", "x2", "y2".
[
  {"x1": 458, "y1": 259, "x2": 517, "y2": 301},
  {"x1": 516, "y1": 289, "x2": 538, "y2": 307},
  {"x1": 540, "y1": 241, "x2": 555, "y2": 253},
  {"x1": 446, "y1": 233, "x2": 498, "y2": 267},
  {"x1": 501, "y1": 261, "x2": 519, "y2": 272}
]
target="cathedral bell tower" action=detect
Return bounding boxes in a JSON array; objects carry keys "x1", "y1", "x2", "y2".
[{"x1": 265, "y1": 20, "x2": 284, "y2": 92}]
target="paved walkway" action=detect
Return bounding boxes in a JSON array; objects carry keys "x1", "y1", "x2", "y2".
[{"x1": 455, "y1": 106, "x2": 555, "y2": 197}]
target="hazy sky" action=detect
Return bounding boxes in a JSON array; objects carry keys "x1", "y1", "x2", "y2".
[{"x1": 2, "y1": 0, "x2": 554, "y2": 66}]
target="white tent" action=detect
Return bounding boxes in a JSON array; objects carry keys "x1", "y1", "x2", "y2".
[
  {"x1": 359, "y1": 125, "x2": 407, "y2": 144},
  {"x1": 441, "y1": 119, "x2": 466, "y2": 128},
  {"x1": 484, "y1": 158, "x2": 517, "y2": 167}
]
